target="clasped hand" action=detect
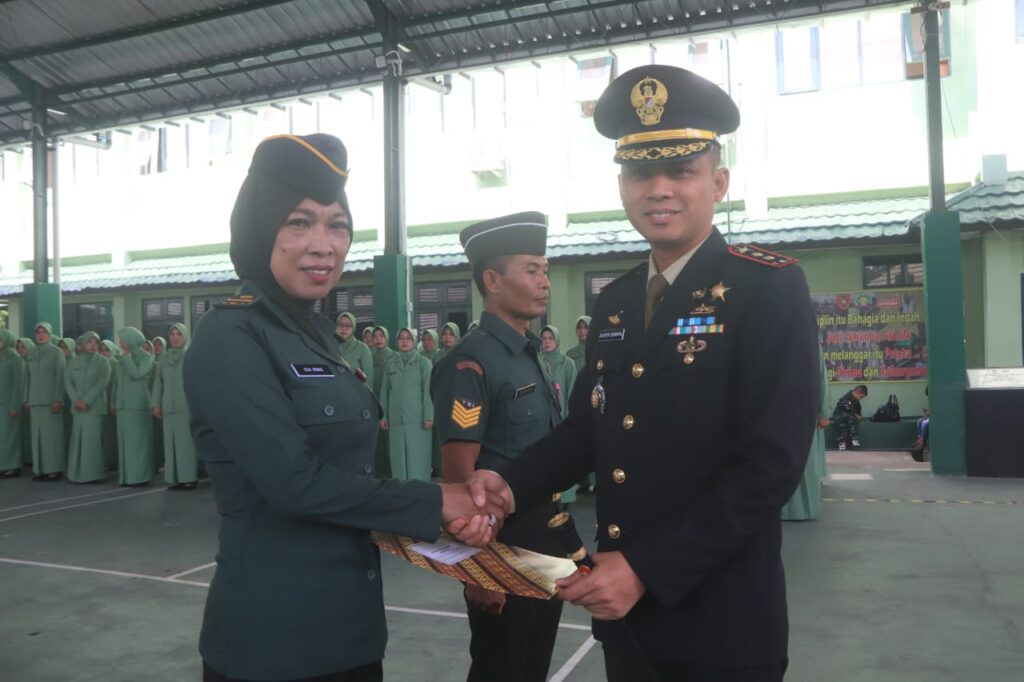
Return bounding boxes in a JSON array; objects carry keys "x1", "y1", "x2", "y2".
[{"x1": 439, "y1": 472, "x2": 512, "y2": 547}]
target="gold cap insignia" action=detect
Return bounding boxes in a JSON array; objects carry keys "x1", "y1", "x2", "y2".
[{"x1": 630, "y1": 77, "x2": 668, "y2": 126}]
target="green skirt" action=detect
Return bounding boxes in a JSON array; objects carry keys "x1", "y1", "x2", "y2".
[
  {"x1": 162, "y1": 412, "x2": 198, "y2": 484},
  {"x1": 0, "y1": 410, "x2": 21, "y2": 471},
  {"x1": 30, "y1": 406, "x2": 66, "y2": 475},
  {"x1": 117, "y1": 409, "x2": 154, "y2": 485},
  {"x1": 67, "y1": 410, "x2": 106, "y2": 483}
]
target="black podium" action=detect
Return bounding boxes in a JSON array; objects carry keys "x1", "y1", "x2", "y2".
[{"x1": 965, "y1": 368, "x2": 1024, "y2": 478}]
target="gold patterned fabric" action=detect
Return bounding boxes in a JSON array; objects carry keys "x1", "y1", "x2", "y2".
[{"x1": 616, "y1": 140, "x2": 712, "y2": 162}]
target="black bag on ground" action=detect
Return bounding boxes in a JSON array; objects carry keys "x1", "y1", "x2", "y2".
[{"x1": 872, "y1": 394, "x2": 901, "y2": 422}]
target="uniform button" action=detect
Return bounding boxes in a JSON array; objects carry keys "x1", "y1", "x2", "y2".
[
  {"x1": 367, "y1": 569, "x2": 377, "y2": 581},
  {"x1": 596, "y1": 359, "x2": 605, "y2": 371},
  {"x1": 362, "y1": 409, "x2": 371, "y2": 419},
  {"x1": 612, "y1": 468, "x2": 626, "y2": 484},
  {"x1": 363, "y1": 464, "x2": 373, "y2": 474},
  {"x1": 631, "y1": 363, "x2": 644, "y2": 378},
  {"x1": 323, "y1": 405, "x2": 335, "y2": 417},
  {"x1": 607, "y1": 524, "x2": 621, "y2": 539},
  {"x1": 527, "y1": 408, "x2": 533, "y2": 416},
  {"x1": 622, "y1": 415, "x2": 635, "y2": 430}
]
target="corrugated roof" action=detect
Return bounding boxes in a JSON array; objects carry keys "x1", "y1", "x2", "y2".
[
  {"x1": 0, "y1": 0, "x2": 909, "y2": 146},
  {"x1": 908, "y1": 173, "x2": 1024, "y2": 229},
  {"x1": 0, "y1": 193, "x2": 934, "y2": 296}
]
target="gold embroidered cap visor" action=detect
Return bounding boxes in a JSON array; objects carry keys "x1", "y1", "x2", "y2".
[{"x1": 594, "y1": 64, "x2": 740, "y2": 166}]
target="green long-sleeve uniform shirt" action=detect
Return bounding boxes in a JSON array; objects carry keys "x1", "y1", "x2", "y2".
[
  {"x1": 183, "y1": 281, "x2": 442, "y2": 681},
  {"x1": 380, "y1": 351, "x2": 434, "y2": 481},
  {"x1": 65, "y1": 351, "x2": 111, "y2": 482},
  {"x1": 0, "y1": 330, "x2": 26, "y2": 471}
]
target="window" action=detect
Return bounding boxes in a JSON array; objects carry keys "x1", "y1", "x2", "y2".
[
  {"x1": 573, "y1": 55, "x2": 614, "y2": 118},
  {"x1": 142, "y1": 297, "x2": 185, "y2": 340},
  {"x1": 208, "y1": 117, "x2": 233, "y2": 165},
  {"x1": 902, "y1": 9, "x2": 951, "y2": 79},
  {"x1": 62, "y1": 302, "x2": 114, "y2": 341},
  {"x1": 191, "y1": 295, "x2": 228, "y2": 330},
  {"x1": 585, "y1": 272, "x2": 622, "y2": 315},
  {"x1": 414, "y1": 281, "x2": 471, "y2": 336},
  {"x1": 776, "y1": 26, "x2": 820, "y2": 94},
  {"x1": 135, "y1": 129, "x2": 157, "y2": 175},
  {"x1": 863, "y1": 255, "x2": 923, "y2": 289},
  {"x1": 1018, "y1": 0, "x2": 1024, "y2": 44},
  {"x1": 323, "y1": 286, "x2": 375, "y2": 335}
]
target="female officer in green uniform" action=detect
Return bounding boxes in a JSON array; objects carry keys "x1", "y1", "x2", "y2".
[
  {"x1": 16, "y1": 338, "x2": 33, "y2": 467},
  {"x1": 0, "y1": 329, "x2": 26, "y2": 477},
  {"x1": 151, "y1": 323, "x2": 198, "y2": 490},
  {"x1": 565, "y1": 315, "x2": 590, "y2": 373},
  {"x1": 113, "y1": 327, "x2": 155, "y2": 486},
  {"x1": 335, "y1": 312, "x2": 373, "y2": 387},
  {"x1": 26, "y1": 322, "x2": 66, "y2": 480},
  {"x1": 540, "y1": 324, "x2": 578, "y2": 506},
  {"x1": 65, "y1": 331, "x2": 110, "y2": 483},
  {"x1": 99, "y1": 340, "x2": 120, "y2": 471},
  {"x1": 436, "y1": 321, "x2": 460, "y2": 361},
  {"x1": 419, "y1": 328, "x2": 440, "y2": 364},
  {"x1": 379, "y1": 327, "x2": 434, "y2": 481},
  {"x1": 183, "y1": 133, "x2": 501, "y2": 682}
]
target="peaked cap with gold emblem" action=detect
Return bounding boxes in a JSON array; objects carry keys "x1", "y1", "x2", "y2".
[{"x1": 594, "y1": 64, "x2": 740, "y2": 165}]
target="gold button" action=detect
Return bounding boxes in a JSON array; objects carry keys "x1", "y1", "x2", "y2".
[
  {"x1": 551, "y1": 492, "x2": 561, "y2": 502},
  {"x1": 612, "y1": 468, "x2": 626, "y2": 484},
  {"x1": 596, "y1": 359, "x2": 605, "y2": 371},
  {"x1": 631, "y1": 363, "x2": 644, "y2": 378},
  {"x1": 607, "y1": 524, "x2": 621, "y2": 539},
  {"x1": 683, "y1": 353, "x2": 695, "y2": 365},
  {"x1": 622, "y1": 415, "x2": 635, "y2": 430}
]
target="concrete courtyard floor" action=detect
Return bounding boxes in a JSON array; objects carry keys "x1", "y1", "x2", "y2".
[{"x1": 1, "y1": 450, "x2": 1022, "y2": 681}]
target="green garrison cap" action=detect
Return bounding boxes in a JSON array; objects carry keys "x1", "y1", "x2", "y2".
[
  {"x1": 594, "y1": 64, "x2": 740, "y2": 165},
  {"x1": 459, "y1": 211, "x2": 547, "y2": 266}
]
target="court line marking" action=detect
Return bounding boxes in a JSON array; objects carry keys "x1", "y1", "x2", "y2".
[
  {"x1": 550, "y1": 635, "x2": 598, "y2": 682},
  {"x1": 0, "y1": 487, "x2": 166, "y2": 523},
  {"x1": 823, "y1": 497, "x2": 1018, "y2": 506},
  {"x1": 827, "y1": 473, "x2": 873, "y2": 481},
  {"x1": 0, "y1": 556, "x2": 594, "y2": 632},
  {"x1": 166, "y1": 561, "x2": 217, "y2": 580},
  {"x1": 0, "y1": 486, "x2": 127, "y2": 513},
  {"x1": 883, "y1": 467, "x2": 931, "y2": 472}
]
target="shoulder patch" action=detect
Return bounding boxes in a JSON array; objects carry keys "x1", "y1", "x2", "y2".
[
  {"x1": 214, "y1": 294, "x2": 261, "y2": 308},
  {"x1": 451, "y1": 398, "x2": 482, "y2": 429},
  {"x1": 455, "y1": 360, "x2": 484, "y2": 376},
  {"x1": 728, "y1": 244, "x2": 798, "y2": 268}
]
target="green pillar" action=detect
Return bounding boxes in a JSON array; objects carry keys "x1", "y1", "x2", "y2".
[
  {"x1": 921, "y1": 211, "x2": 966, "y2": 475},
  {"x1": 373, "y1": 255, "x2": 409, "y2": 348},
  {"x1": 21, "y1": 282, "x2": 62, "y2": 337}
]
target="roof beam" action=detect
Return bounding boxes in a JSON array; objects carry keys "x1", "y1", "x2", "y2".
[{"x1": 0, "y1": 0, "x2": 299, "y2": 62}]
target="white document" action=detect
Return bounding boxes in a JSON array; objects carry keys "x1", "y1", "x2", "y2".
[{"x1": 408, "y1": 538, "x2": 481, "y2": 565}]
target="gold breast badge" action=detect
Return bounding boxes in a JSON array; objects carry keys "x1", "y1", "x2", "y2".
[
  {"x1": 691, "y1": 303, "x2": 715, "y2": 315},
  {"x1": 710, "y1": 281, "x2": 731, "y2": 303},
  {"x1": 630, "y1": 76, "x2": 668, "y2": 126},
  {"x1": 608, "y1": 311, "x2": 622, "y2": 325},
  {"x1": 676, "y1": 335, "x2": 708, "y2": 365},
  {"x1": 692, "y1": 287, "x2": 707, "y2": 300}
]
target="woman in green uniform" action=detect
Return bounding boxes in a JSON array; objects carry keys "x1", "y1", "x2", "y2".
[
  {"x1": 182, "y1": 133, "x2": 497, "y2": 682},
  {"x1": 361, "y1": 326, "x2": 373, "y2": 346},
  {"x1": 335, "y1": 312, "x2": 373, "y2": 387},
  {"x1": 26, "y1": 322, "x2": 66, "y2": 481},
  {"x1": 565, "y1": 315, "x2": 590, "y2": 372},
  {"x1": 151, "y1": 335, "x2": 167, "y2": 472},
  {"x1": 419, "y1": 328, "x2": 440, "y2": 364},
  {"x1": 436, "y1": 321, "x2": 460, "y2": 361},
  {"x1": 151, "y1": 323, "x2": 198, "y2": 490},
  {"x1": 783, "y1": 348, "x2": 830, "y2": 521},
  {"x1": 539, "y1": 324, "x2": 578, "y2": 505},
  {"x1": 99, "y1": 340, "x2": 121, "y2": 471},
  {"x1": 0, "y1": 329, "x2": 26, "y2": 477},
  {"x1": 370, "y1": 326, "x2": 394, "y2": 478},
  {"x1": 380, "y1": 327, "x2": 434, "y2": 481},
  {"x1": 65, "y1": 331, "x2": 111, "y2": 483},
  {"x1": 16, "y1": 338, "x2": 32, "y2": 466},
  {"x1": 114, "y1": 327, "x2": 155, "y2": 486}
]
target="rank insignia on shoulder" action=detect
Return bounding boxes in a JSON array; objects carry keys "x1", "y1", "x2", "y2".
[
  {"x1": 728, "y1": 244, "x2": 798, "y2": 268},
  {"x1": 215, "y1": 294, "x2": 261, "y2": 308},
  {"x1": 451, "y1": 399, "x2": 482, "y2": 429},
  {"x1": 455, "y1": 360, "x2": 484, "y2": 376}
]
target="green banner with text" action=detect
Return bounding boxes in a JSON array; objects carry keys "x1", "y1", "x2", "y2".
[{"x1": 813, "y1": 289, "x2": 927, "y2": 382}]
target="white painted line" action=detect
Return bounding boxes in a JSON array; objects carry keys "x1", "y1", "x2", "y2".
[
  {"x1": 884, "y1": 467, "x2": 931, "y2": 472},
  {"x1": 0, "y1": 557, "x2": 595, "y2": 634},
  {"x1": 0, "y1": 487, "x2": 165, "y2": 523},
  {"x1": 167, "y1": 561, "x2": 218, "y2": 581},
  {"x1": 827, "y1": 473, "x2": 873, "y2": 481},
  {"x1": 549, "y1": 635, "x2": 598, "y2": 682},
  {"x1": 0, "y1": 486, "x2": 127, "y2": 513},
  {"x1": 0, "y1": 557, "x2": 211, "y2": 588}
]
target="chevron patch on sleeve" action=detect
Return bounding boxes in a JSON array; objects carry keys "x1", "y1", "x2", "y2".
[{"x1": 451, "y1": 399, "x2": 482, "y2": 429}]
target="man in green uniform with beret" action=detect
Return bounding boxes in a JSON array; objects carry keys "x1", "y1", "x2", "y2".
[
  {"x1": 431, "y1": 212, "x2": 565, "y2": 682},
  {"x1": 469, "y1": 65, "x2": 820, "y2": 682}
]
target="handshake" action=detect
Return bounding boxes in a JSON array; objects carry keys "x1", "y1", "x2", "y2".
[{"x1": 438, "y1": 470, "x2": 513, "y2": 547}]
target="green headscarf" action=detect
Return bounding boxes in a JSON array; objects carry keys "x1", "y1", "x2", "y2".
[
  {"x1": 74, "y1": 332, "x2": 103, "y2": 370},
  {"x1": 441, "y1": 322, "x2": 461, "y2": 345},
  {"x1": 371, "y1": 325, "x2": 393, "y2": 364},
  {"x1": 152, "y1": 336, "x2": 167, "y2": 360},
  {"x1": 540, "y1": 324, "x2": 562, "y2": 361},
  {"x1": 60, "y1": 337, "x2": 77, "y2": 358},
  {"x1": 101, "y1": 340, "x2": 122, "y2": 360},
  {"x1": 0, "y1": 328, "x2": 16, "y2": 356},
  {"x1": 394, "y1": 327, "x2": 421, "y2": 366},
  {"x1": 117, "y1": 327, "x2": 148, "y2": 360},
  {"x1": 335, "y1": 313, "x2": 360, "y2": 347},
  {"x1": 17, "y1": 338, "x2": 33, "y2": 357},
  {"x1": 162, "y1": 323, "x2": 190, "y2": 368},
  {"x1": 33, "y1": 322, "x2": 54, "y2": 346},
  {"x1": 420, "y1": 329, "x2": 440, "y2": 362}
]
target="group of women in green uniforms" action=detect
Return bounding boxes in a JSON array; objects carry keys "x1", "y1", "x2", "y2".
[
  {"x1": 330, "y1": 313, "x2": 593, "y2": 493},
  {"x1": 0, "y1": 320, "x2": 198, "y2": 490}
]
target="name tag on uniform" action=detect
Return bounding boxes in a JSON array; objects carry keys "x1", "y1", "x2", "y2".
[
  {"x1": 513, "y1": 383, "x2": 536, "y2": 399},
  {"x1": 290, "y1": 363, "x2": 335, "y2": 378},
  {"x1": 597, "y1": 329, "x2": 626, "y2": 342}
]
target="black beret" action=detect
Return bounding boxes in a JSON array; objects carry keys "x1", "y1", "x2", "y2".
[
  {"x1": 459, "y1": 211, "x2": 547, "y2": 267},
  {"x1": 594, "y1": 64, "x2": 739, "y2": 165}
]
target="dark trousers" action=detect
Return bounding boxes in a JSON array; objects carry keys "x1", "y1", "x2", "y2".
[
  {"x1": 203, "y1": 661, "x2": 382, "y2": 682},
  {"x1": 603, "y1": 642, "x2": 787, "y2": 682},
  {"x1": 833, "y1": 413, "x2": 860, "y2": 444},
  {"x1": 466, "y1": 592, "x2": 563, "y2": 682}
]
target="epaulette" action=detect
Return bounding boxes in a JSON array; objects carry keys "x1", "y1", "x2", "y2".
[
  {"x1": 214, "y1": 294, "x2": 261, "y2": 309},
  {"x1": 727, "y1": 244, "x2": 798, "y2": 268}
]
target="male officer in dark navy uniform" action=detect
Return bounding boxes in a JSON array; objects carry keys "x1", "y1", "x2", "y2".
[
  {"x1": 431, "y1": 212, "x2": 565, "y2": 682},
  {"x1": 468, "y1": 66, "x2": 820, "y2": 681}
]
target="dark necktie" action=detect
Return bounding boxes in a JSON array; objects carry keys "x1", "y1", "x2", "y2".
[{"x1": 644, "y1": 273, "x2": 670, "y2": 330}]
